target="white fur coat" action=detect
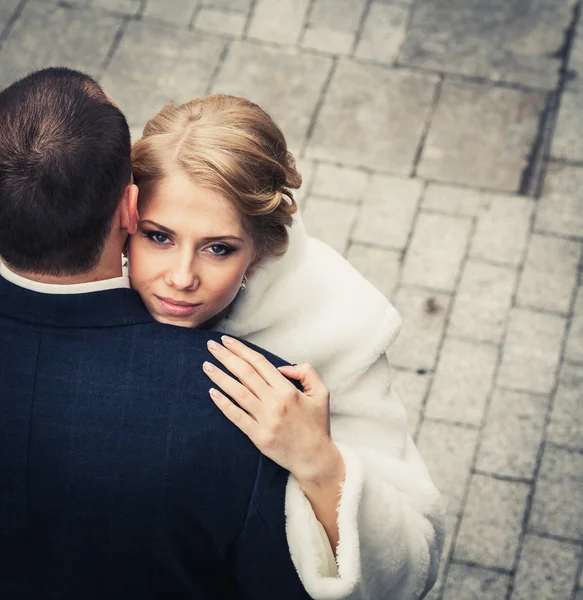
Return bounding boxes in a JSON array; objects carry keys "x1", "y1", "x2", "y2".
[{"x1": 220, "y1": 213, "x2": 445, "y2": 600}]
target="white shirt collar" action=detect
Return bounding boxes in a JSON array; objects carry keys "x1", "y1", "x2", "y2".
[{"x1": 0, "y1": 260, "x2": 130, "y2": 295}]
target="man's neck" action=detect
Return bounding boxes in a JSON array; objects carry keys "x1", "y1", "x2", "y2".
[{"x1": 14, "y1": 264, "x2": 123, "y2": 285}]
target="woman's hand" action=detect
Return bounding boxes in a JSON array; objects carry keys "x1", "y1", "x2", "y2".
[{"x1": 203, "y1": 336, "x2": 343, "y2": 490}]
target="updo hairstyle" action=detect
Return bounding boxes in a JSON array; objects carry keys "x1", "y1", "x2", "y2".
[{"x1": 131, "y1": 95, "x2": 301, "y2": 264}]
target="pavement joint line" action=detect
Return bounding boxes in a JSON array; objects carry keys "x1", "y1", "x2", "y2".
[
  {"x1": 422, "y1": 417, "x2": 479, "y2": 431},
  {"x1": 396, "y1": 282, "x2": 455, "y2": 298},
  {"x1": 394, "y1": 0, "x2": 418, "y2": 66},
  {"x1": 532, "y1": 229, "x2": 583, "y2": 244},
  {"x1": 98, "y1": 15, "x2": 130, "y2": 77},
  {"x1": 513, "y1": 302, "x2": 571, "y2": 319},
  {"x1": 411, "y1": 74, "x2": 443, "y2": 177},
  {"x1": 419, "y1": 207, "x2": 473, "y2": 222},
  {"x1": 205, "y1": 39, "x2": 231, "y2": 95},
  {"x1": 349, "y1": 0, "x2": 374, "y2": 56},
  {"x1": 546, "y1": 441, "x2": 583, "y2": 456},
  {"x1": 495, "y1": 385, "x2": 549, "y2": 399},
  {"x1": 0, "y1": 0, "x2": 28, "y2": 46},
  {"x1": 546, "y1": 156, "x2": 583, "y2": 168},
  {"x1": 188, "y1": 1, "x2": 204, "y2": 29},
  {"x1": 296, "y1": 0, "x2": 316, "y2": 48},
  {"x1": 240, "y1": 0, "x2": 258, "y2": 39},
  {"x1": 471, "y1": 470, "x2": 533, "y2": 485},
  {"x1": 504, "y1": 239, "x2": 582, "y2": 600},
  {"x1": 449, "y1": 558, "x2": 513, "y2": 576},
  {"x1": 446, "y1": 334, "x2": 500, "y2": 349},
  {"x1": 525, "y1": 530, "x2": 583, "y2": 548},
  {"x1": 298, "y1": 56, "x2": 337, "y2": 158}
]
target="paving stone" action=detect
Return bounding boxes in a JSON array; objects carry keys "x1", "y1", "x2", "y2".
[
  {"x1": 389, "y1": 368, "x2": 432, "y2": 435},
  {"x1": 301, "y1": 27, "x2": 354, "y2": 55},
  {"x1": 302, "y1": 196, "x2": 359, "y2": 255},
  {"x1": 142, "y1": 0, "x2": 198, "y2": 24},
  {"x1": 425, "y1": 338, "x2": 498, "y2": 426},
  {"x1": 551, "y1": 90, "x2": 583, "y2": 163},
  {"x1": 516, "y1": 235, "x2": 581, "y2": 314},
  {"x1": 92, "y1": 0, "x2": 142, "y2": 16},
  {"x1": 212, "y1": 41, "x2": 332, "y2": 152},
  {"x1": 388, "y1": 287, "x2": 451, "y2": 371},
  {"x1": 448, "y1": 260, "x2": 517, "y2": 344},
  {"x1": 455, "y1": 474, "x2": 530, "y2": 568},
  {"x1": 402, "y1": 212, "x2": 472, "y2": 291},
  {"x1": 0, "y1": 2, "x2": 119, "y2": 90},
  {"x1": 565, "y1": 284, "x2": 583, "y2": 363},
  {"x1": 352, "y1": 174, "x2": 423, "y2": 249},
  {"x1": 400, "y1": 0, "x2": 570, "y2": 89},
  {"x1": 209, "y1": 0, "x2": 252, "y2": 10},
  {"x1": 307, "y1": 60, "x2": 439, "y2": 174},
  {"x1": 530, "y1": 445, "x2": 583, "y2": 540},
  {"x1": 247, "y1": 0, "x2": 310, "y2": 45},
  {"x1": 311, "y1": 164, "x2": 368, "y2": 203},
  {"x1": 442, "y1": 563, "x2": 511, "y2": 600},
  {"x1": 476, "y1": 388, "x2": 548, "y2": 479},
  {"x1": 194, "y1": 6, "x2": 246, "y2": 36},
  {"x1": 547, "y1": 362, "x2": 583, "y2": 451},
  {"x1": 0, "y1": 0, "x2": 20, "y2": 34},
  {"x1": 418, "y1": 81, "x2": 546, "y2": 192},
  {"x1": 101, "y1": 22, "x2": 224, "y2": 130},
  {"x1": 470, "y1": 194, "x2": 534, "y2": 266},
  {"x1": 512, "y1": 535, "x2": 581, "y2": 600},
  {"x1": 345, "y1": 244, "x2": 400, "y2": 300},
  {"x1": 354, "y1": 2, "x2": 409, "y2": 64},
  {"x1": 535, "y1": 164, "x2": 583, "y2": 239},
  {"x1": 497, "y1": 308, "x2": 566, "y2": 394},
  {"x1": 308, "y1": 0, "x2": 366, "y2": 31},
  {"x1": 422, "y1": 184, "x2": 490, "y2": 217},
  {"x1": 416, "y1": 421, "x2": 478, "y2": 518},
  {"x1": 566, "y1": 30, "x2": 583, "y2": 92}
]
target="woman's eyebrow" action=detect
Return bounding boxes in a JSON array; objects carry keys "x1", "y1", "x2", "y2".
[
  {"x1": 201, "y1": 236, "x2": 244, "y2": 243},
  {"x1": 140, "y1": 220, "x2": 176, "y2": 235}
]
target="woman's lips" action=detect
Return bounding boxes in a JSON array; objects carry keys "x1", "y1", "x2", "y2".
[{"x1": 156, "y1": 296, "x2": 200, "y2": 317}]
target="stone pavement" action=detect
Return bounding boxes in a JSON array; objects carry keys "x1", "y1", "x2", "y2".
[{"x1": 1, "y1": 0, "x2": 582, "y2": 598}]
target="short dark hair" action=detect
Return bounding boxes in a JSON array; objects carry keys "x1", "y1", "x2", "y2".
[{"x1": 0, "y1": 67, "x2": 131, "y2": 276}]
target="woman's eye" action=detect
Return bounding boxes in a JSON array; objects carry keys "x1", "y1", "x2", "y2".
[
  {"x1": 207, "y1": 244, "x2": 234, "y2": 257},
  {"x1": 145, "y1": 231, "x2": 171, "y2": 245}
]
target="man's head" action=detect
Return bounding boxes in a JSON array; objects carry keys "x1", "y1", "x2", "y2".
[{"x1": 0, "y1": 67, "x2": 134, "y2": 276}]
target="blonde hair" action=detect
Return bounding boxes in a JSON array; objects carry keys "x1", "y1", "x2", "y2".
[{"x1": 132, "y1": 95, "x2": 300, "y2": 263}]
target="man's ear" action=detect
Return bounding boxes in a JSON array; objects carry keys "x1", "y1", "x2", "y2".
[{"x1": 119, "y1": 184, "x2": 139, "y2": 235}]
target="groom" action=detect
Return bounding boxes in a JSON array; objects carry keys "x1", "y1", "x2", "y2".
[{"x1": 0, "y1": 68, "x2": 311, "y2": 599}]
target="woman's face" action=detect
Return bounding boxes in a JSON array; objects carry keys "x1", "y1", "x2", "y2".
[{"x1": 128, "y1": 172, "x2": 256, "y2": 328}]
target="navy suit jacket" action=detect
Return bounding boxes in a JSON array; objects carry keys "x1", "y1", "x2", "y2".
[{"x1": 0, "y1": 276, "x2": 312, "y2": 599}]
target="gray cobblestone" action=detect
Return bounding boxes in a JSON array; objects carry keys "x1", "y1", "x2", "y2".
[
  {"x1": 247, "y1": 0, "x2": 310, "y2": 45},
  {"x1": 566, "y1": 29, "x2": 583, "y2": 92},
  {"x1": 530, "y1": 445, "x2": 583, "y2": 541},
  {"x1": 102, "y1": 22, "x2": 224, "y2": 130},
  {"x1": 454, "y1": 474, "x2": 530, "y2": 568},
  {"x1": 301, "y1": 27, "x2": 354, "y2": 55},
  {"x1": 352, "y1": 174, "x2": 423, "y2": 249},
  {"x1": 422, "y1": 184, "x2": 490, "y2": 217},
  {"x1": 512, "y1": 535, "x2": 582, "y2": 600},
  {"x1": 448, "y1": 260, "x2": 517, "y2": 344},
  {"x1": 551, "y1": 90, "x2": 583, "y2": 163},
  {"x1": 476, "y1": 388, "x2": 548, "y2": 479},
  {"x1": 0, "y1": 0, "x2": 19, "y2": 32},
  {"x1": 308, "y1": 0, "x2": 366, "y2": 31},
  {"x1": 416, "y1": 421, "x2": 478, "y2": 518},
  {"x1": 354, "y1": 2, "x2": 408, "y2": 65},
  {"x1": 535, "y1": 164, "x2": 583, "y2": 239},
  {"x1": 388, "y1": 287, "x2": 451, "y2": 371},
  {"x1": 307, "y1": 60, "x2": 439, "y2": 174},
  {"x1": 425, "y1": 338, "x2": 498, "y2": 426},
  {"x1": 470, "y1": 194, "x2": 534, "y2": 266},
  {"x1": 390, "y1": 369, "x2": 432, "y2": 435},
  {"x1": 346, "y1": 244, "x2": 400, "y2": 300},
  {"x1": 547, "y1": 362, "x2": 583, "y2": 451},
  {"x1": 208, "y1": 0, "x2": 252, "y2": 10},
  {"x1": 565, "y1": 284, "x2": 583, "y2": 363},
  {"x1": 302, "y1": 196, "x2": 358, "y2": 255},
  {"x1": 418, "y1": 82, "x2": 546, "y2": 192},
  {"x1": 92, "y1": 0, "x2": 142, "y2": 16},
  {"x1": 194, "y1": 6, "x2": 246, "y2": 36},
  {"x1": 0, "y1": 2, "x2": 119, "y2": 90},
  {"x1": 497, "y1": 308, "x2": 566, "y2": 394},
  {"x1": 212, "y1": 42, "x2": 332, "y2": 152},
  {"x1": 516, "y1": 234, "x2": 581, "y2": 314},
  {"x1": 401, "y1": 212, "x2": 472, "y2": 291},
  {"x1": 310, "y1": 164, "x2": 368, "y2": 202},
  {"x1": 143, "y1": 0, "x2": 198, "y2": 24},
  {"x1": 442, "y1": 564, "x2": 510, "y2": 600}
]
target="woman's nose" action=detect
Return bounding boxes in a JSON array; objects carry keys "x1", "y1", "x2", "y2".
[{"x1": 165, "y1": 258, "x2": 198, "y2": 291}]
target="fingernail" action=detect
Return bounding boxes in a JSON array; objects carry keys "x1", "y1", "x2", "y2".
[
  {"x1": 221, "y1": 335, "x2": 235, "y2": 345},
  {"x1": 209, "y1": 387, "x2": 221, "y2": 400},
  {"x1": 207, "y1": 340, "x2": 218, "y2": 351},
  {"x1": 203, "y1": 361, "x2": 214, "y2": 373}
]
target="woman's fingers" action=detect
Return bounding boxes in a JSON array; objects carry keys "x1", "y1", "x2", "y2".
[
  {"x1": 277, "y1": 363, "x2": 328, "y2": 398},
  {"x1": 207, "y1": 339, "x2": 273, "y2": 398},
  {"x1": 209, "y1": 387, "x2": 260, "y2": 439},
  {"x1": 203, "y1": 360, "x2": 263, "y2": 418},
  {"x1": 219, "y1": 336, "x2": 294, "y2": 391}
]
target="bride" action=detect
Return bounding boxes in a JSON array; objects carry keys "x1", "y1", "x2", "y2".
[{"x1": 128, "y1": 94, "x2": 445, "y2": 600}]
